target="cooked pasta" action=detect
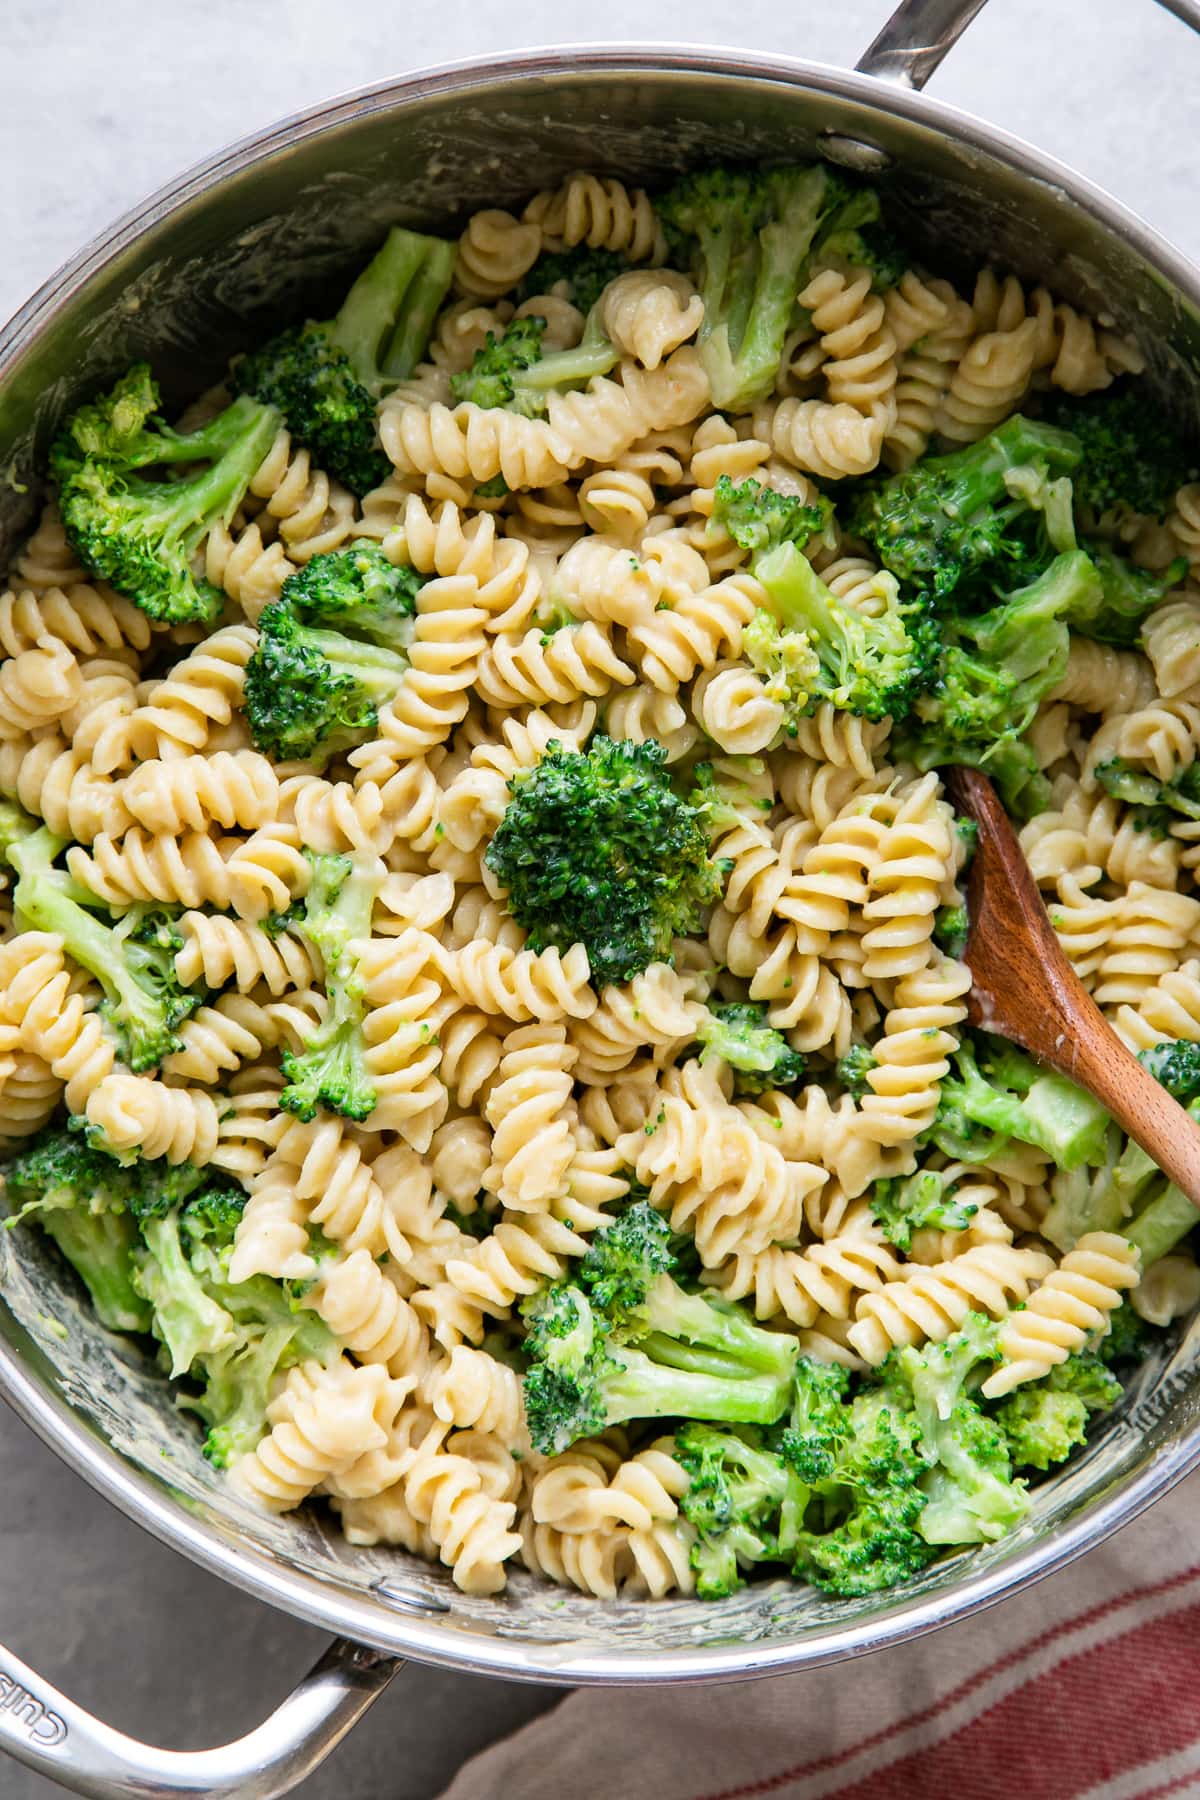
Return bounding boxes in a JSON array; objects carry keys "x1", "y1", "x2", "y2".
[{"x1": 2, "y1": 160, "x2": 1194, "y2": 1616}]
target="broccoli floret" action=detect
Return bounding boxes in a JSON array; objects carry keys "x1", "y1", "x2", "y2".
[
  {"x1": 232, "y1": 226, "x2": 456, "y2": 495},
  {"x1": 3, "y1": 1130, "x2": 150, "y2": 1332},
  {"x1": 676, "y1": 1422, "x2": 807, "y2": 1598},
  {"x1": 1040, "y1": 1126, "x2": 1142, "y2": 1251},
  {"x1": 869, "y1": 1168, "x2": 980, "y2": 1254},
  {"x1": 849, "y1": 414, "x2": 1083, "y2": 602},
  {"x1": 450, "y1": 306, "x2": 619, "y2": 416},
  {"x1": 897, "y1": 1315, "x2": 1028, "y2": 1547},
  {"x1": 708, "y1": 475, "x2": 833, "y2": 558},
  {"x1": 791, "y1": 1387, "x2": 934, "y2": 1596},
  {"x1": 1125, "y1": 1163, "x2": 1200, "y2": 1271},
  {"x1": 740, "y1": 610, "x2": 821, "y2": 721},
  {"x1": 521, "y1": 1202, "x2": 798, "y2": 1454},
  {"x1": 50, "y1": 365, "x2": 280, "y2": 624},
  {"x1": 933, "y1": 1035, "x2": 1111, "y2": 1171},
  {"x1": 992, "y1": 1352, "x2": 1122, "y2": 1471},
  {"x1": 660, "y1": 164, "x2": 849, "y2": 411},
  {"x1": 517, "y1": 247, "x2": 631, "y2": 315},
  {"x1": 812, "y1": 195, "x2": 906, "y2": 293},
  {"x1": 933, "y1": 904, "x2": 970, "y2": 957},
  {"x1": 750, "y1": 542, "x2": 939, "y2": 723},
  {"x1": 697, "y1": 1002, "x2": 805, "y2": 1096},
  {"x1": 1095, "y1": 757, "x2": 1200, "y2": 824},
  {"x1": 0, "y1": 798, "x2": 38, "y2": 859},
  {"x1": 1137, "y1": 1040, "x2": 1200, "y2": 1101},
  {"x1": 280, "y1": 541, "x2": 425, "y2": 651},
  {"x1": 1069, "y1": 545, "x2": 1189, "y2": 645},
  {"x1": 1041, "y1": 384, "x2": 1197, "y2": 519},
  {"x1": 129, "y1": 1170, "x2": 333, "y2": 1461},
  {"x1": 687, "y1": 756, "x2": 775, "y2": 842},
  {"x1": 773, "y1": 1354, "x2": 845, "y2": 1462},
  {"x1": 898, "y1": 550, "x2": 1102, "y2": 818},
  {"x1": 280, "y1": 849, "x2": 381, "y2": 1123},
  {"x1": 485, "y1": 736, "x2": 722, "y2": 989},
  {"x1": 450, "y1": 315, "x2": 547, "y2": 412},
  {"x1": 1096, "y1": 1301, "x2": 1152, "y2": 1366},
  {"x1": 1042, "y1": 1034, "x2": 1200, "y2": 1250},
  {"x1": 836, "y1": 1045, "x2": 877, "y2": 1100},
  {"x1": 8, "y1": 826, "x2": 198, "y2": 1071},
  {"x1": 243, "y1": 552, "x2": 416, "y2": 765}
]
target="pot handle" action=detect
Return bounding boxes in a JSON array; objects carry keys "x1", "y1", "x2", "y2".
[
  {"x1": 0, "y1": 1631, "x2": 401, "y2": 1799},
  {"x1": 858, "y1": 0, "x2": 1200, "y2": 90}
]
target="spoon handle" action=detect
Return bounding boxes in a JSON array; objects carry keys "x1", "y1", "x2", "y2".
[{"x1": 943, "y1": 767, "x2": 1200, "y2": 1210}]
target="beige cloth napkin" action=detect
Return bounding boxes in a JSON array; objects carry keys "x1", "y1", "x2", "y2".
[{"x1": 440, "y1": 1467, "x2": 1200, "y2": 1800}]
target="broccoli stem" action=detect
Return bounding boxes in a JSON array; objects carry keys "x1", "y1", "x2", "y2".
[
  {"x1": 298, "y1": 624, "x2": 410, "y2": 702},
  {"x1": 138, "y1": 400, "x2": 280, "y2": 540},
  {"x1": 330, "y1": 227, "x2": 457, "y2": 387},
  {"x1": 10, "y1": 828, "x2": 183, "y2": 1071},
  {"x1": 641, "y1": 1275, "x2": 799, "y2": 1381},
  {"x1": 601, "y1": 1347, "x2": 793, "y2": 1431},
  {"x1": 755, "y1": 540, "x2": 838, "y2": 637},
  {"x1": 281, "y1": 851, "x2": 381, "y2": 1122},
  {"x1": 943, "y1": 1043, "x2": 1109, "y2": 1170},
  {"x1": 1125, "y1": 1186, "x2": 1198, "y2": 1268},
  {"x1": 37, "y1": 1204, "x2": 150, "y2": 1334},
  {"x1": 136, "y1": 1213, "x2": 238, "y2": 1377}
]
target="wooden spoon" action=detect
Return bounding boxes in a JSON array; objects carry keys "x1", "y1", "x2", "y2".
[{"x1": 942, "y1": 765, "x2": 1200, "y2": 1208}]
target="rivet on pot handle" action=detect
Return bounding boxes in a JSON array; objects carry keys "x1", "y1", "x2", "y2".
[
  {"x1": 0, "y1": 1633, "x2": 400, "y2": 1799},
  {"x1": 858, "y1": 0, "x2": 1200, "y2": 91}
]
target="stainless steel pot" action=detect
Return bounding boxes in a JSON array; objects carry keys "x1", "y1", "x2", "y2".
[{"x1": 3, "y1": 2, "x2": 1200, "y2": 1793}]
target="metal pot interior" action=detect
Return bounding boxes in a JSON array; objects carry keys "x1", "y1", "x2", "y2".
[{"x1": 2, "y1": 51, "x2": 1200, "y2": 1680}]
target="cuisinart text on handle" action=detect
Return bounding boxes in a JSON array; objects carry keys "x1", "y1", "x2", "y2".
[{"x1": 0, "y1": 1668, "x2": 67, "y2": 1746}]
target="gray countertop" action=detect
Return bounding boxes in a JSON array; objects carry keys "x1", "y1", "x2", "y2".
[{"x1": 1, "y1": 2, "x2": 1197, "y2": 1794}]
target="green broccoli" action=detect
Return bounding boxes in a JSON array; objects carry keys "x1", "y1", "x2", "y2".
[
  {"x1": 279, "y1": 849, "x2": 382, "y2": 1123},
  {"x1": 659, "y1": 164, "x2": 850, "y2": 411},
  {"x1": 708, "y1": 475, "x2": 833, "y2": 559},
  {"x1": 521, "y1": 1202, "x2": 798, "y2": 1454},
  {"x1": 849, "y1": 414, "x2": 1083, "y2": 601},
  {"x1": 992, "y1": 1353, "x2": 1122, "y2": 1471},
  {"x1": 932, "y1": 1035, "x2": 1111, "y2": 1171},
  {"x1": 675, "y1": 1421, "x2": 809, "y2": 1598},
  {"x1": 893, "y1": 1313, "x2": 1029, "y2": 1547},
  {"x1": 232, "y1": 226, "x2": 456, "y2": 495},
  {"x1": 49, "y1": 365, "x2": 280, "y2": 624},
  {"x1": 1040, "y1": 384, "x2": 1198, "y2": 519},
  {"x1": 1124, "y1": 1132, "x2": 1200, "y2": 1270},
  {"x1": 789, "y1": 1383, "x2": 934, "y2": 1596},
  {"x1": 243, "y1": 545, "x2": 421, "y2": 765},
  {"x1": 933, "y1": 904, "x2": 970, "y2": 957},
  {"x1": 1137, "y1": 1040, "x2": 1200, "y2": 1101},
  {"x1": 450, "y1": 308, "x2": 619, "y2": 416},
  {"x1": 485, "y1": 736, "x2": 723, "y2": 989},
  {"x1": 1040, "y1": 1125, "x2": 1153, "y2": 1251},
  {"x1": 8, "y1": 826, "x2": 198, "y2": 1071},
  {"x1": 1095, "y1": 757, "x2": 1200, "y2": 824},
  {"x1": 281, "y1": 541, "x2": 426, "y2": 646},
  {"x1": 127, "y1": 1169, "x2": 334, "y2": 1463},
  {"x1": 1070, "y1": 545, "x2": 1189, "y2": 645},
  {"x1": 697, "y1": 1002, "x2": 805, "y2": 1096},
  {"x1": 517, "y1": 246, "x2": 631, "y2": 314},
  {"x1": 836, "y1": 1043, "x2": 877, "y2": 1099},
  {"x1": 869, "y1": 1168, "x2": 980, "y2": 1254},
  {"x1": 3, "y1": 1130, "x2": 150, "y2": 1332},
  {"x1": 810, "y1": 188, "x2": 907, "y2": 292},
  {"x1": 748, "y1": 538, "x2": 939, "y2": 724},
  {"x1": 898, "y1": 550, "x2": 1104, "y2": 818},
  {"x1": 1042, "y1": 1033, "x2": 1200, "y2": 1250}
]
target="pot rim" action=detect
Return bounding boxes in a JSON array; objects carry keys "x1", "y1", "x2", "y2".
[{"x1": 3, "y1": 41, "x2": 1200, "y2": 1683}]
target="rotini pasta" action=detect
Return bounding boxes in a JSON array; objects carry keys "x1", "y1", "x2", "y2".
[{"x1": 4, "y1": 166, "x2": 1192, "y2": 1616}]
